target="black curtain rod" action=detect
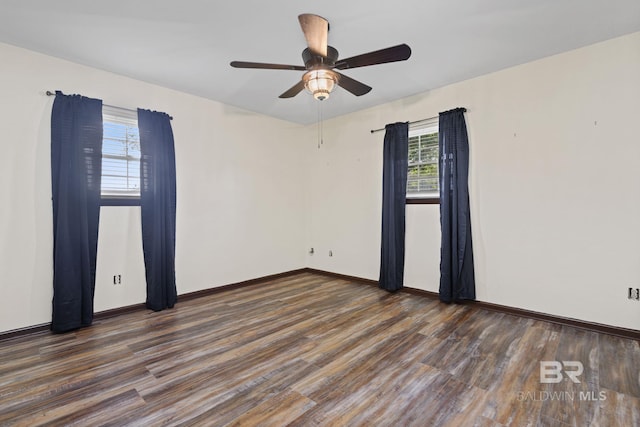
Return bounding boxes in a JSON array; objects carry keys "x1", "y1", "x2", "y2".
[
  {"x1": 370, "y1": 116, "x2": 437, "y2": 134},
  {"x1": 46, "y1": 90, "x2": 173, "y2": 120},
  {"x1": 369, "y1": 107, "x2": 466, "y2": 134}
]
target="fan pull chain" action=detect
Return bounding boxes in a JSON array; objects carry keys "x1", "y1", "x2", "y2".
[{"x1": 317, "y1": 101, "x2": 324, "y2": 149}]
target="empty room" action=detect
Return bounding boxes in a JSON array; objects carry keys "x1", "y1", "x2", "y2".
[{"x1": 0, "y1": 1, "x2": 639, "y2": 426}]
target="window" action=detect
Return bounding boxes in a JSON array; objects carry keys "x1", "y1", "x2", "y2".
[
  {"x1": 101, "y1": 106, "x2": 140, "y2": 205},
  {"x1": 407, "y1": 120, "x2": 439, "y2": 203}
]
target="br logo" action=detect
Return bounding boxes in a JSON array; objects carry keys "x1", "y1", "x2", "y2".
[{"x1": 540, "y1": 361, "x2": 583, "y2": 383}]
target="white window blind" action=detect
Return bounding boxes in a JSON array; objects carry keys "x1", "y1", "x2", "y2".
[
  {"x1": 101, "y1": 106, "x2": 140, "y2": 198},
  {"x1": 407, "y1": 120, "x2": 439, "y2": 198}
]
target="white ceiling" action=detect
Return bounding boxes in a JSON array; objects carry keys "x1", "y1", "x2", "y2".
[{"x1": 1, "y1": 1, "x2": 639, "y2": 124}]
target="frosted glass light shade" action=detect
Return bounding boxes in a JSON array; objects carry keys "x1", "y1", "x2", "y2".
[{"x1": 303, "y1": 69, "x2": 338, "y2": 101}]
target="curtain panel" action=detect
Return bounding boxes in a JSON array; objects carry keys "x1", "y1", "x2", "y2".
[
  {"x1": 50, "y1": 91, "x2": 103, "y2": 332},
  {"x1": 439, "y1": 108, "x2": 475, "y2": 302},
  {"x1": 138, "y1": 109, "x2": 177, "y2": 311},
  {"x1": 379, "y1": 122, "x2": 409, "y2": 292}
]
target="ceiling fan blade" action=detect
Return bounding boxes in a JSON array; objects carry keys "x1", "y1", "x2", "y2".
[
  {"x1": 334, "y1": 44, "x2": 412, "y2": 70},
  {"x1": 298, "y1": 14, "x2": 328, "y2": 57},
  {"x1": 334, "y1": 71, "x2": 372, "y2": 96},
  {"x1": 230, "y1": 61, "x2": 306, "y2": 71},
  {"x1": 279, "y1": 80, "x2": 306, "y2": 98}
]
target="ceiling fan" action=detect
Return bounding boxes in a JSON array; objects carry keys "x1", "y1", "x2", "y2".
[{"x1": 230, "y1": 14, "x2": 412, "y2": 101}]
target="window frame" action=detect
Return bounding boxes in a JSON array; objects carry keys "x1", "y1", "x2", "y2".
[
  {"x1": 100, "y1": 106, "x2": 141, "y2": 206},
  {"x1": 406, "y1": 120, "x2": 440, "y2": 204}
]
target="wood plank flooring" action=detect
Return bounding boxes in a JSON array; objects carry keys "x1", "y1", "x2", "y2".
[{"x1": 1, "y1": 272, "x2": 638, "y2": 426}]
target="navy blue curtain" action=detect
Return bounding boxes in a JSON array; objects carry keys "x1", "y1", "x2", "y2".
[
  {"x1": 379, "y1": 122, "x2": 409, "y2": 292},
  {"x1": 50, "y1": 91, "x2": 103, "y2": 332},
  {"x1": 439, "y1": 108, "x2": 475, "y2": 302},
  {"x1": 138, "y1": 109, "x2": 177, "y2": 311}
]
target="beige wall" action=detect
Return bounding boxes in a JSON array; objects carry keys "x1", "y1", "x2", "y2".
[
  {"x1": 306, "y1": 32, "x2": 640, "y2": 331},
  {"x1": 0, "y1": 42, "x2": 308, "y2": 332},
  {"x1": 2, "y1": 31, "x2": 639, "y2": 334}
]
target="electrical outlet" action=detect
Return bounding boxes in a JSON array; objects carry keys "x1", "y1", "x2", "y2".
[
  {"x1": 329, "y1": 250, "x2": 333, "y2": 257},
  {"x1": 113, "y1": 274, "x2": 122, "y2": 285},
  {"x1": 628, "y1": 287, "x2": 640, "y2": 301}
]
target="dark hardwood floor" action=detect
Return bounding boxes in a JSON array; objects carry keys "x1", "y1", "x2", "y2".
[{"x1": 1, "y1": 272, "x2": 638, "y2": 426}]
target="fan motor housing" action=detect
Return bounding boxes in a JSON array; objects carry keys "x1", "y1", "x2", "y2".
[{"x1": 302, "y1": 46, "x2": 339, "y2": 69}]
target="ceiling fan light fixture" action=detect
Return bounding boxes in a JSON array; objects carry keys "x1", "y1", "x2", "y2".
[
  {"x1": 303, "y1": 69, "x2": 338, "y2": 101},
  {"x1": 230, "y1": 14, "x2": 411, "y2": 101}
]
